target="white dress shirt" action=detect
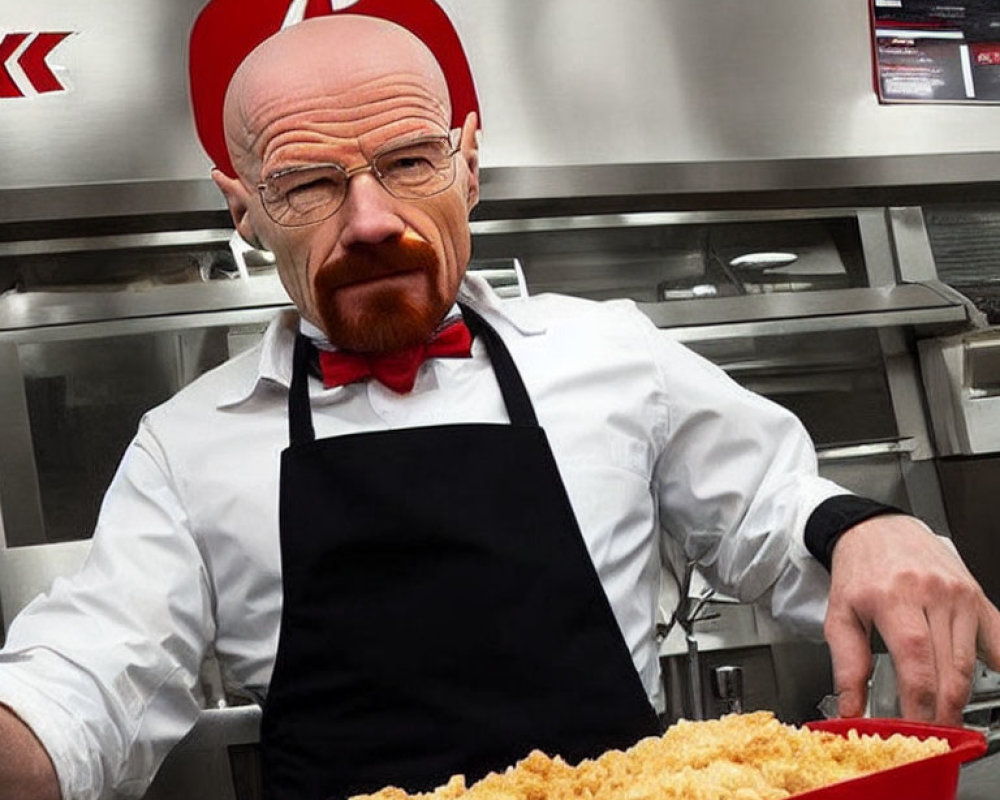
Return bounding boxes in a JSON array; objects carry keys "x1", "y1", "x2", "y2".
[{"x1": 0, "y1": 275, "x2": 846, "y2": 800}]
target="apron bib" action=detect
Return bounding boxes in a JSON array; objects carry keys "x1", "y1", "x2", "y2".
[{"x1": 261, "y1": 305, "x2": 660, "y2": 800}]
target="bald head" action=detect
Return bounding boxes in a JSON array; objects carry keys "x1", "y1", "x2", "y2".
[{"x1": 222, "y1": 15, "x2": 452, "y2": 179}]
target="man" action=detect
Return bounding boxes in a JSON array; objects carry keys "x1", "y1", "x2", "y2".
[{"x1": 0, "y1": 13, "x2": 998, "y2": 800}]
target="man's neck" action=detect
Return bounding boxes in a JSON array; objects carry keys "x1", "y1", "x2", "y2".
[{"x1": 300, "y1": 304, "x2": 463, "y2": 353}]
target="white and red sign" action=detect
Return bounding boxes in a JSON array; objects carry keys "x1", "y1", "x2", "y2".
[
  {"x1": 971, "y1": 43, "x2": 1000, "y2": 67},
  {"x1": 0, "y1": 31, "x2": 71, "y2": 98},
  {"x1": 188, "y1": 0, "x2": 480, "y2": 176}
]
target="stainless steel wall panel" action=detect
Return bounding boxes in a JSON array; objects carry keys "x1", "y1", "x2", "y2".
[
  {"x1": 0, "y1": 344, "x2": 45, "y2": 546},
  {"x1": 0, "y1": 274, "x2": 290, "y2": 333},
  {"x1": 458, "y1": 0, "x2": 1000, "y2": 168},
  {"x1": 2, "y1": 0, "x2": 1000, "y2": 221},
  {"x1": 879, "y1": 327, "x2": 936, "y2": 462},
  {"x1": 0, "y1": 0, "x2": 209, "y2": 189},
  {"x1": 889, "y1": 207, "x2": 941, "y2": 284}
]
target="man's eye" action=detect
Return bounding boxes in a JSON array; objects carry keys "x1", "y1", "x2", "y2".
[
  {"x1": 382, "y1": 155, "x2": 434, "y2": 174},
  {"x1": 273, "y1": 173, "x2": 342, "y2": 209},
  {"x1": 287, "y1": 176, "x2": 334, "y2": 194}
]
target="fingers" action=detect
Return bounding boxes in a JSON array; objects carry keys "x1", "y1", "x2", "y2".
[
  {"x1": 825, "y1": 517, "x2": 1000, "y2": 725},
  {"x1": 925, "y1": 600, "x2": 976, "y2": 725},
  {"x1": 875, "y1": 605, "x2": 935, "y2": 722},
  {"x1": 873, "y1": 575, "x2": 982, "y2": 725},
  {"x1": 824, "y1": 603, "x2": 872, "y2": 719},
  {"x1": 977, "y1": 597, "x2": 1000, "y2": 673},
  {"x1": 828, "y1": 576, "x2": 974, "y2": 725}
]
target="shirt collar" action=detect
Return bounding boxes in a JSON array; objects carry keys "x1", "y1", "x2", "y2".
[{"x1": 216, "y1": 273, "x2": 546, "y2": 409}]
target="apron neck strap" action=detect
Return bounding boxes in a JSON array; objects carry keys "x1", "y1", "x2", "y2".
[
  {"x1": 290, "y1": 332, "x2": 317, "y2": 446},
  {"x1": 458, "y1": 303, "x2": 538, "y2": 428},
  {"x1": 288, "y1": 304, "x2": 539, "y2": 446}
]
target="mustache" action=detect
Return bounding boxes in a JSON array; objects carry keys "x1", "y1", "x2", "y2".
[{"x1": 313, "y1": 236, "x2": 438, "y2": 294}]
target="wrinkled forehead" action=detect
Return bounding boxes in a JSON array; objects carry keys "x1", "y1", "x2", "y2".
[{"x1": 224, "y1": 16, "x2": 452, "y2": 149}]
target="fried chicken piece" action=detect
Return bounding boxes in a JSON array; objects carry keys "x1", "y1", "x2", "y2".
[{"x1": 350, "y1": 711, "x2": 950, "y2": 800}]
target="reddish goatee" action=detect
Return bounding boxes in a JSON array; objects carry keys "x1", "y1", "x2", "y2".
[{"x1": 313, "y1": 233, "x2": 450, "y2": 353}]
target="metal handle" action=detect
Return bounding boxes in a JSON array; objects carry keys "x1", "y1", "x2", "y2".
[{"x1": 712, "y1": 665, "x2": 744, "y2": 714}]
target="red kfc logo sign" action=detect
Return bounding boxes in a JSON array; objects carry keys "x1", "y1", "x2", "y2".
[
  {"x1": 0, "y1": 31, "x2": 72, "y2": 98},
  {"x1": 971, "y1": 43, "x2": 1000, "y2": 67},
  {"x1": 189, "y1": 0, "x2": 479, "y2": 176}
]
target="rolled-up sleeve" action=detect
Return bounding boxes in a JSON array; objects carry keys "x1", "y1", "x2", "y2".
[
  {"x1": 650, "y1": 333, "x2": 844, "y2": 637},
  {"x1": 0, "y1": 422, "x2": 215, "y2": 800}
]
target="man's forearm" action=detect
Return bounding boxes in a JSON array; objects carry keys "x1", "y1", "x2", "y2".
[{"x1": 0, "y1": 705, "x2": 60, "y2": 800}]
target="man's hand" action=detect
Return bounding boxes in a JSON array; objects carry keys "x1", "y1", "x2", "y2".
[{"x1": 825, "y1": 514, "x2": 1000, "y2": 725}]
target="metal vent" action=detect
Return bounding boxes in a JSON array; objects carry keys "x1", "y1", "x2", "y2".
[{"x1": 468, "y1": 257, "x2": 528, "y2": 299}]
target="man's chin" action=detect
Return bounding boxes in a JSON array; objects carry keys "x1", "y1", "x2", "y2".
[{"x1": 317, "y1": 288, "x2": 446, "y2": 353}]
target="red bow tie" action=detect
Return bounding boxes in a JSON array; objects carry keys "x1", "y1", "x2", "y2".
[{"x1": 317, "y1": 319, "x2": 473, "y2": 394}]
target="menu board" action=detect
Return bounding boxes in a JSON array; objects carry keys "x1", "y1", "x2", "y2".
[{"x1": 871, "y1": 0, "x2": 1000, "y2": 102}]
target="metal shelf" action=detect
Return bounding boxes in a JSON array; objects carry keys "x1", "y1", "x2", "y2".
[{"x1": 640, "y1": 283, "x2": 975, "y2": 343}]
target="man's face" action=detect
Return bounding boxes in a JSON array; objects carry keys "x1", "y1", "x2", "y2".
[{"x1": 215, "y1": 19, "x2": 479, "y2": 352}]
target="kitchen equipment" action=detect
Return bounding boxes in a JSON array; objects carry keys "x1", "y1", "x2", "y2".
[
  {"x1": 861, "y1": 652, "x2": 1000, "y2": 753},
  {"x1": 0, "y1": 540, "x2": 261, "y2": 800},
  {"x1": 711, "y1": 665, "x2": 744, "y2": 714}
]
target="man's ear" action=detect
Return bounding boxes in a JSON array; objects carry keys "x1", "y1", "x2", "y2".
[
  {"x1": 459, "y1": 112, "x2": 480, "y2": 211},
  {"x1": 211, "y1": 168, "x2": 261, "y2": 246}
]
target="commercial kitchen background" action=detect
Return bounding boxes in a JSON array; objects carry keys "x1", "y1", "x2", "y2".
[{"x1": 1, "y1": 1, "x2": 1000, "y2": 798}]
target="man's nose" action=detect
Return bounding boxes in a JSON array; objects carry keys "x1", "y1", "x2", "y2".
[{"x1": 336, "y1": 172, "x2": 406, "y2": 247}]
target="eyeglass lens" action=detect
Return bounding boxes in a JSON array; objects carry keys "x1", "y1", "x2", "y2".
[{"x1": 260, "y1": 137, "x2": 457, "y2": 227}]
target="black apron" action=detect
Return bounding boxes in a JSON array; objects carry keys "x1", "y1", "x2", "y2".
[{"x1": 261, "y1": 305, "x2": 660, "y2": 800}]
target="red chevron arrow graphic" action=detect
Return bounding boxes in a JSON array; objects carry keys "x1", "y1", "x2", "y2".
[
  {"x1": 0, "y1": 31, "x2": 72, "y2": 98},
  {"x1": 0, "y1": 32, "x2": 29, "y2": 97},
  {"x1": 20, "y1": 32, "x2": 71, "y2": 93}
]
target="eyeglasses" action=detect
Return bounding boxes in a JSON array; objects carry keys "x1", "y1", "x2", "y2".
[{"x1": 257, "y1": 135, "x2": 460, "y2": 227}]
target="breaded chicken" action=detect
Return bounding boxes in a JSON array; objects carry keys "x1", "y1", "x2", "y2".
[{"x1": 351, "y1": 711, "x2": 950, "y2": 800}]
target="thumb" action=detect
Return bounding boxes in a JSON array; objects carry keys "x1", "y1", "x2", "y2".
[{"x1": 825, "y1": 605, "x2": 873, "y2": 718}]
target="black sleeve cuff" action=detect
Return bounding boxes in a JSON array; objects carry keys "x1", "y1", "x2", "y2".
[{"x1": 804, "y1": 495, "x2": 904, "y2": 571}]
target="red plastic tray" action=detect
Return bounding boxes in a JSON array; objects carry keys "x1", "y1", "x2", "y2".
[{"x1": 793, "y1": 718, "x2": 987, "y2": 799}]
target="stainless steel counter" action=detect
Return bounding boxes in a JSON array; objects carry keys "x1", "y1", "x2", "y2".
[{"x1": 958, "y1": 752, "x2": 1000, "y2": 800}]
